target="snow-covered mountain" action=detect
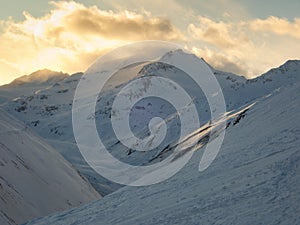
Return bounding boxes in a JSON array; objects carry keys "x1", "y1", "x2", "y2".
[
  {"x1": 0, "y1": 69, "x2": 68, "y2": 104},
  {"x1": 1, "y1": 50, "x2": 300, "y2": 196},
  {"x1": 0, "y1": 109, "x2": 100, "y2": 225},
  {"x1": 0, "y1": 49, "x2": 299, "y2": 224},
  {"x1": 24, "y1": 57, "x2": 300, "y2": 225},
  {"x1": 9, "y1": 69, "x2": 68, "y2": 86}
]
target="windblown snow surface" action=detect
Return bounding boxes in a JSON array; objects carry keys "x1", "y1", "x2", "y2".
[
  {"x1": 20, "y1": 53, "x2": 300, "y2": 224},
  {"x1": 0, "y1": 51, "x2": 299, "y2": 224},
  {"x1": 0, "y1": 110, "x2": 100, "y2": 225},
  {"x1": 2, "y1": 51, "x2": 300, "y2": 197}
]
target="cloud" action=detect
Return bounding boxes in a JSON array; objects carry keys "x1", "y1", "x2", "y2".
[
  {"x1": 188, "y1": 16, "x2": 250, "y2": 49},
  {"x1": 0, "y1": 1, "x2": 299, "y2": 84},
  {"x1": 44, "y1": 1, "x2": 184, "y2": 41},
  {"x1": 209, "y1": 55, "x2": 248, "y2": 76},
  {"x1": 0, "y1": 1, "x2": 184, "y2": 84},
  {"x1": 249, "y1": 16, "x2": 300, "y2": 39},
  {"x1": 191, "y1": 47, "x2": 249, "y2": 76},
  {"x1": 188, "y1": 16, "x2": 300, "y2": 77}
]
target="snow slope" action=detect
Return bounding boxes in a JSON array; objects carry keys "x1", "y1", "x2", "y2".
[
  {"x1": 0, "y1": 110, "x2": 100, "y2": 225},
  {"x1": 1, "y1": 51, "x2": 300, "y2": 196},
  {"x1": 25, "y1": 67, "x2": 300, "y2": 225}
]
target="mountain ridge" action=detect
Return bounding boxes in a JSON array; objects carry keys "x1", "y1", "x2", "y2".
[
  {"x1": 1, "y1": 54, "x2": 300, "y2": 89},
  {"x1": 1, "y1": 51, "x2": 299, "y2": 196},
  {"x1": 7, "y1": 69, "x2": 69, "y2": 87},
  {"x1": 24, "y1": 65, "x2": 300, "y2": 225},
  {"x1": 0, "y1": 50, "x2": 299, "y2": 224}
]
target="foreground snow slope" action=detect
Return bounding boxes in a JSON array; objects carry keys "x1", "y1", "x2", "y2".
[
  {"x1": 26, "y1": 67, "x2": 300, "y2": 224},
  {"x1": 0, "y1": 110, "x2": 100, "y2": 225}
]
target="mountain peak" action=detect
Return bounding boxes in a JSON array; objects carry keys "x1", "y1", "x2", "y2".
[
  {"x1": 279, "y1": 59, "x2": 300, "y2": 71},
  {"x1": 160, "y1": 49, "x2": 197, "y2": 61},
  {"x1": 9, "y1": 69, "x2": 69, "y2": 86},
  {"x1": 259, "y1": 59, "x2": 300, "y2": 78}
]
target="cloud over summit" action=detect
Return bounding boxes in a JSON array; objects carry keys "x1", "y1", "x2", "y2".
[{"x1": 0, "y1": 1, "x2": 299, "y2": 84}]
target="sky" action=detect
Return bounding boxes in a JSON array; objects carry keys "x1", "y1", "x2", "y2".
[{"x1": 0, "y1": 0, "x2": 299, "y2": 84}]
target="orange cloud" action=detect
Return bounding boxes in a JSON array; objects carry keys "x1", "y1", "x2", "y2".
[
  {"x1": 0, "y1": 1, "x2": 299, "y2": 84},
  {"x1": 191, "y1": 47, "x2": 250, "y2": 76},
  {"x1": 188, "y1": 17, "x2": 238, "y2": 49},
  {"x1": 188, "y1": 16, "x2": 300, "y2": 77},
  {"x1": 250, "y1": 16, "x2": 300, "y2": 39},
  {"x1": 0, "y1": 1, "x2": 184, "y2": 84}
]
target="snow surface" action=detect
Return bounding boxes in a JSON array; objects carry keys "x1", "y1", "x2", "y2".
[
  {"x1": 0, "y1": 50, "x2": 299, "y2": 224},
  {"x1": 0, "y1": 110, "x2": 100, "y2": 225},
  {"x1": 25, "y1": 69, "x2": 300, "y2": 225},
  {"x1": 1, "y1": 51, "x2": 300, "y2": 196}
]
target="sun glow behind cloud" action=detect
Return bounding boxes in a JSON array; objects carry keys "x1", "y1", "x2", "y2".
[
  {"x1": 0, "y1": 0, "x2": 299, "y2": 84},
  {"x1": 0, "y1": 1, "x2": 183, "y2": 84}
]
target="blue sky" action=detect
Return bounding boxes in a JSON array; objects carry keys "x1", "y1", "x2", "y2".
[
  {"x1": 0, "y1": 0, "x2": 299, "y2": 84},
  {"x1": 1, "y1": 0, "x2": 300, "y2": 21}
]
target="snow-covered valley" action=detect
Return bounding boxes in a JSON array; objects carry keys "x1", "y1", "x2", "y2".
[
  {"x1": 0, "y1": 50, "x2": 299, "y2": 224},
  {"x1": 25, "y1": 66, "x2": 300, "y2": 225}
]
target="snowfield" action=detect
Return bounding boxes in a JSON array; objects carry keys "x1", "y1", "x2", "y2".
[
  {"x1": 0, "y1": 50, "x2": 299, "y2": 224},
  {"x1": 25, "y1": 68, "x2": 300, "y2": 225},
  {"x1": 0, "y1": 110, "x2": 100, "y2": 225},
  {"x1": 2, "y1": 51, "x2": 300, "y2": 196}
]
